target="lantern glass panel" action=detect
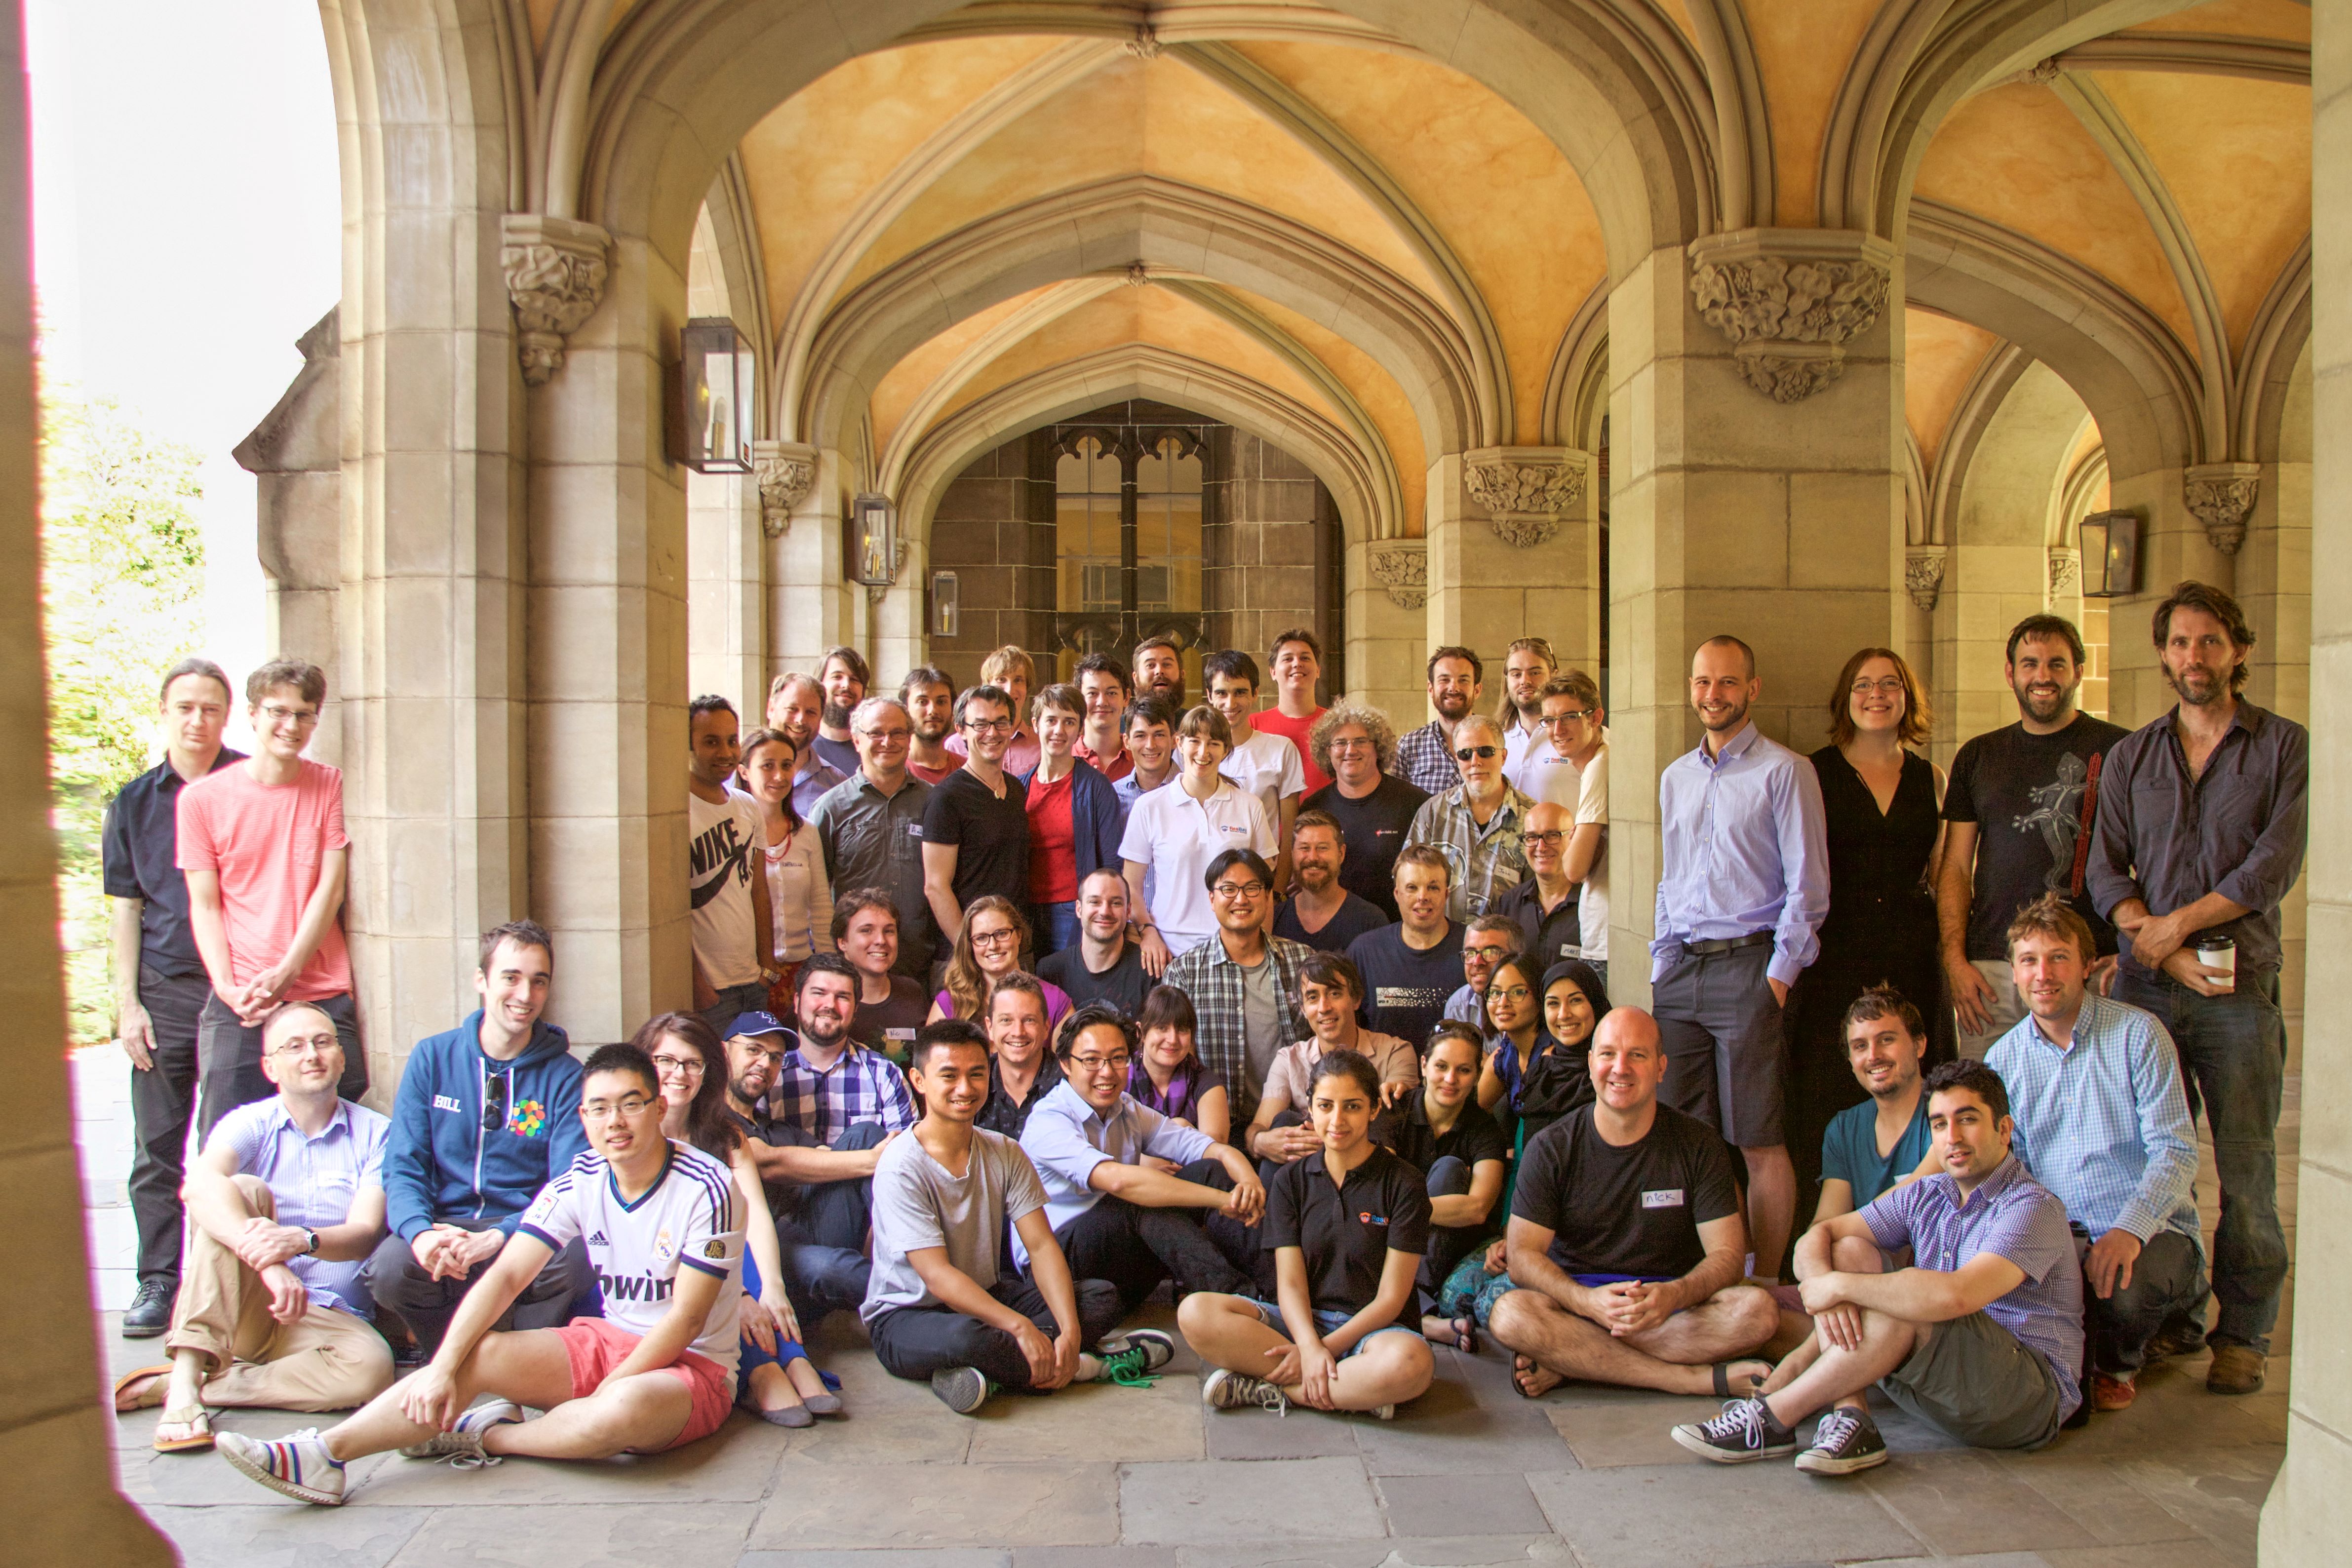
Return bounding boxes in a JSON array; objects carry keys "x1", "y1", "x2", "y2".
[
  {"x1": 681, "y1": 317, "x2": 753, "y2": 473},
  {"x1": 852, "y1": 494, "x2": 899, "y2": 585}
]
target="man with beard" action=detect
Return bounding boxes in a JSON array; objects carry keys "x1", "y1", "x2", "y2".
[
  {"x1": 1274, "y1": 811, "x2": 1388, "y2": 954},
  {"x1": 1937, "y1": 615, "x2": 2129, "y2": 1058},
  {"x1": 1652, "y1": 636, "x2": 1828, "y2": 1285},
  {"x1": 813, "y1": 646, "x2": 869, "y2": 777},
  {"x1": 901, "y1": 666, "x2": 960, "y2": 784},
  {"x1": 2089, "y1": 582, "x2": 2307, "y2": 1398},
  {"x1": 766, "y1": 672, "x2": 849, "y2": 816},
  {"x1": 1496, "y1": 636, "x2": 1558, "y2": 793},
  {"x1": 1392, "y1": 646, "x2": 1484, "y2": 795},
  {"x1": 1134, "y1": 632, "x2": 1187, "y2": 710}
]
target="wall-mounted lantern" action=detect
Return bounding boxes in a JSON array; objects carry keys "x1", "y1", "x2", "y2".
[
  {"x1": 678, "y1": 317, "x2": 755, "y2": 473},
  {"x1": 849, "y1": 492, "x2": 902, "y2": 590},
  {"x1": 930, "y1": 571, "x2": 959, "y2": 639},
  {"x1": 2077, "y1": 509, "x2": 2142, "y2": 598}
]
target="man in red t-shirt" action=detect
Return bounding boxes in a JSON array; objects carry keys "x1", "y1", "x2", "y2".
[
  {"x1": 1251, "y1": 627, "x2": 1332, "y2": 796},
  {"x1": 178, "y1": 659, "x2": 363, "y2": 1134}
]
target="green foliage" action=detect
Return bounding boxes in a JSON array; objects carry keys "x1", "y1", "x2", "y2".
[{"x1": 40, "y1": 388, "x2": 207, "y2": 1045}]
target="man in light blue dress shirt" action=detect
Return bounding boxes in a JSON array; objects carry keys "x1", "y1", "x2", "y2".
[
  {"x1": 1652, "y1": 636, "x2": 1829, "y2": 1283},
  {"x1": 1987, "y1": 892, "x2": 2203, "y2": 1414}
]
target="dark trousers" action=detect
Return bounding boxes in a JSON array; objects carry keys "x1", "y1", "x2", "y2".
[
  {"x1": 868, "y1": 1273, "x2": 1126, "y2": 1389},
  {"x1": 2079, "y1": 1229, "x2": 2208, "y2": 1376},
  {"x1": 767, "y1": 1122, "x2": 891, "y2": 1324},
  {"x1": 1654, "y1": 942, "x2": 1786, "y2": 1148},
  {"x1": 2116, "y1": 970, "x2": 2289, "y2": 1353},
  {"x1": 360, "y1": 1221, "x2": 592, "y2": 1357},
  {"x1": 129, "y1": 968, "x2": 209, "y2": 1289},
  {"x1": 700, "y1": 980, "x2": 769, "y2": 1043},
  {"x1": 1052, "y1": 1158, "x2": 1260, "y2": 1313},
  {"x1": 197, "y1": 989, "x2": 364, "y2": 1143},
  {"x1": 1419, "y1": 1154, "x2": 1489, "y2": 1295}
]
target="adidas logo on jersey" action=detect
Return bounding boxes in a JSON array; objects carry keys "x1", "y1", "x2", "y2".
[{"x1": 587, "y1": 1230, "x2": 609, "y2": 1247}]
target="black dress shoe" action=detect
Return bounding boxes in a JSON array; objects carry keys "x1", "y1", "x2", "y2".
[{"x1": 122, "y1": 1279, "x2": 175, "y2": 1338}]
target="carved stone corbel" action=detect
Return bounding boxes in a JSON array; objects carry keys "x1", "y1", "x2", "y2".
[
  {"x1": 500, "y1": 214, "x2": 612, "y2": 386},
  {"x1": 752, "y1": 440, "x2": 819, "y2": 539},
  {"x1": 2184, "y1": 462, "x2": 2260, "y2": 555},
  {"x1": 1686, "y1": 229, "x2": 1897, "y2": 403},
  {"x1": 1461, "y1": 447, "x2": 1589, "y2": 549},
  {"x1": 2047, "y1": 549, "x2": 2080, "y2": 598},
  {"x1": 1904, "y1": 550, "x2": 1946, "y2": 612},
  {"x1": 865, "y1": 542, "x2": 911, "y2": 606},
  {"x1": 1368, "y1": 543, "x2": 1426, "y2": 610}
]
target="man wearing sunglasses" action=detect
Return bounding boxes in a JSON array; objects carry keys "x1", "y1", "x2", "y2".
[
  {"x1": 1403, "y1": 712, "x2": 1534, "y2": 923},
  {"x1": 365, "y1": 921, "x2": 591, "y2": 1358}
]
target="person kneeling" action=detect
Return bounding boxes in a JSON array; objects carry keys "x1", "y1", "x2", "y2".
[
  {"x1": 862, "y1": 1020, "x2": 1174, "y2": 1414},
  {"x1": 216, "y1": 1043, "x2": 747, "y2": 1504},
  {"x1": 1019, "y1": 1003, "x2": 1267, "y2": 1314},
  {"x1": 1671, "y1": 1060, "x2": 2084, "y2": 1475},
  {"x1": 1179, "y1": 1051, "x2": 1436, "y2": 1418},
  {"x1": 1486, "y1": 1009, "x2": 1777, "y2": 1399}
]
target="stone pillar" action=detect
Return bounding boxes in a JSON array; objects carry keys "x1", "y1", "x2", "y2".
[
  {"x1": 236, "y1": 307, "x2": 345, "y2": 765},
  {"x1": 526, "y1": 231, "x2": 690, "y2": 1043},
  {"x1": 0, "y1": 0, "x2": 176, "y2": 1550},
  {"x1": 1424, "y1": 447, "x2": 1599, "y2": 680},
  {"x1": 2102, "y1": 469, "x2": 2221, "y2": 729},
  {"x1": 1605, "y1": 230, "x2": 1903, "y2": 1005},
  {"x1": 1349, "y1": 538, "x2": 1426, "y2": 721},
  {"x1": 766, "y1": 445, "x2": 860, "y2": 688},
  {"x1": 686, "y1": 466, "x2": 763, "y2": 718}
]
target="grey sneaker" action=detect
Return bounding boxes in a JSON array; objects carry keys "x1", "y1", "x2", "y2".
[
  {"x1": 1201, "y1": 1367, "x2": 1289, "y2": 1416},
  {"x1": 1093, "y1": 1329, "x2": 1178, "y2": 1384},
  {"x1": 398, "y1": 1398, "x2": 521, "y2": 1465},
  {"x1": 1670, "y1": 1396, "x2": 1798, "y2": 1463},
  {"x1": 930, "y1": 1366, "x2": 992, "y2": 1414},
  {"x1": 1796, "y1": 1406, "x2": 1888, "y2": 1475}
]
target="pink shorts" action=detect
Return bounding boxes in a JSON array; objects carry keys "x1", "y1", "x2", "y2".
[{"x1": 549, "y1": 1316, "x2": 734, "y2": 1451}]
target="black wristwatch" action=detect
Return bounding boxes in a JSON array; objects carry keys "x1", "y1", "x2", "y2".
[{"x1": 303, "y1": 1227, "x2": 320, "y2": 1256}]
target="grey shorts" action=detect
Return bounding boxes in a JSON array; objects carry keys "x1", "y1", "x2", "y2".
[
  {"x1": 1879, "y1": 1309, "x2": 2066, "y2": 1450},
  {"x1": 1653, "y1": 942, "x2": 1785, "y2": 1148}
]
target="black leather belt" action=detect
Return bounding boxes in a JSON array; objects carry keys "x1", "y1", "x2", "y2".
[{"x1": 1682, "y1": 931, "x2": 1772, "y2": 957}]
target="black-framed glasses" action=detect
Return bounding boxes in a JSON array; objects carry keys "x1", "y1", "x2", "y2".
[
  {"x1": 651, "y1": 1053, "x2": 706, "y2": 1077},
  {"x1": 1523, "y1": 829, "x2": 1568, "y2": 848},
  {"x1": 1069, "y1": 1053, "x2": 1133, "y2": 1074},
  {"x1": 481, "y1": 1073, "x2": 510, "y2": 1134},
  {"x1": 1211, "y1": 881, "x2": 1268, "y2": 900},
  {"x1": 970, "y1": 927, "x2": 1020, "y2": 948},
  {"x1": 582, "y1": 1095, "x2": 658, "y2": 1121},
  {"x1": 965, "y1": 715, "x2": 1016, "y2": 733},
  {"x1": 1454, "y1": 745, "x2": 1499, "y2": 761}
]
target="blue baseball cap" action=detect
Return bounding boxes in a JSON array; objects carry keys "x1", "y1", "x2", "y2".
[{"x1": 728, "y1": 1010, "x2": 789, "y2": 1039}]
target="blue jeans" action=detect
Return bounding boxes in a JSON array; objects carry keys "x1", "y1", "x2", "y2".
[
  {"x1": 1030, "y1": 901, "x2": 1079, "y2": 959},
  {"x1": 2116, "y1": 969, "x2": 2288, "y2": 1353}
]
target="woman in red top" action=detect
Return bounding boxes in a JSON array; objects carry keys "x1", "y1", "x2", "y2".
[{"x1": 1022, "y1": 682, "x2": 1119, "y2": 958}]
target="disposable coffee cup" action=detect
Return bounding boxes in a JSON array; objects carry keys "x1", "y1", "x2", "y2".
[{"x1": 2193, "y1": 935, "x2": 2236, "y2": 991}]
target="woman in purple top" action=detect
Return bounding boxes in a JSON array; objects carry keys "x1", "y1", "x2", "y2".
[
  {"x1": 927, "y1": 895, "x2": 1072, "y2": 1027},
  {"x1": 1127, "y1": 984, "x2": 1230, "y2": 1145}
]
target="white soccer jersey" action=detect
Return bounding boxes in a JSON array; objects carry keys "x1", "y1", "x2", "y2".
[{"x1": 521, "y1": 1140, "x2": 745, "y2": 1376}]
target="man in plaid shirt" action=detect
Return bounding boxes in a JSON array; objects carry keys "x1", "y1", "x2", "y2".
[
  {"x1": 1391, "y1": 645, "x2": 1486, "y2": 795},
  {"x1": 1405, "y1": 712, "x2": 1534, "y2": 921},
  {"x1": 1162, "y1": 848, "x2": 1313, "y2": 1125},
  {"x1": 766, "y1": 954, "x2": 918, "y2": 1141}
]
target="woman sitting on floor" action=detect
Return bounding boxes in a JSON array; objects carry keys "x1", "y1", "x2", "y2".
[{"x1": 1126, "y1": 983, "x2": 1232, "y2": 1147}]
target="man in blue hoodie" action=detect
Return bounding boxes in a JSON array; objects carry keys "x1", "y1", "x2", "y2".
[{"x1": 362, "y1": 920, "x2": 591, "y2": 1356}]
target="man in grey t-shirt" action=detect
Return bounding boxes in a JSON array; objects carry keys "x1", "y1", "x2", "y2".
[{"x1": 860, "y1": 1020, "x2": 1165, "y2": 1413}]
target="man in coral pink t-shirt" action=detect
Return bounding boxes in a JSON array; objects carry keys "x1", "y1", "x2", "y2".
[
  {"x1": 179, "y1": 659, "x2": 363, "y2": 1135},
  {"x1": 1252, "y1": 627, "x2": 1332, "y2": 798}
]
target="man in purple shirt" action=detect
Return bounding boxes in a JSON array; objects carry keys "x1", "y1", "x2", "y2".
[
  {"x1": 1673, "y1": 1060, "x2": 2082, "y2": 1475},
  {"x1": 1651, "y1": 636, "x2": 1829, "y2": 1283},
  {"x1": 2086, "y1": 582, "x2": 2306, "y2": 1398}
]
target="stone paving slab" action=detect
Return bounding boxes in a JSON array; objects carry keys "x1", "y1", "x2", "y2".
[
  {"x1": 1372, "y1": 1470, "x2": 1552, "y2": 1536},
  {"x1": 1526, "y1": 1461, "x2": 1929, "y2": 1568},
  {"x1": 748, "y1": 1462, "x2": 1121, "y2": 1552},
  {"x1": 1858, "y1": 1450, "x2": 2106, "y2": 1556},
  {"x1": 387, "y1": 1502, "x2": 759, "y2": 1566},
  {"x1": 137, "y1": 1503, "x2": 431, "y2": 1568},
  {"x1": 1119, "y1": 1455, "x2": 1385, "y2": 1544},
  {"x1": 1171, "y1": 1538, "x2": 1576, "y2": 1568}
]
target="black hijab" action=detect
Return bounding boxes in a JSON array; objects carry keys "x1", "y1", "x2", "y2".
[{"x1": 1512, "y1": 960, "x2": 1612, "y2": 1140}]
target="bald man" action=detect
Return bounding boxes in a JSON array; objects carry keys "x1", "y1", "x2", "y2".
[
  {"x1": 1487, "y1": 1008, "x2": 1776, "y2": 1398},
  {"x1": 1495, "y1": 801, "x2": 1584, "y2": 973}
]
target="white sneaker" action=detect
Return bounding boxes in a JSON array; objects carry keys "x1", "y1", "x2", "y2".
[
  {"x1": 398, "y1": 1398, "x2": 522, "y2": 1465},
  {"x1": 217, "y1": 1428, "x2": 346, "y2": 1505},
  {"x1": 1201, "y1": 1367, "x2": 1289, "y2": 1416}
]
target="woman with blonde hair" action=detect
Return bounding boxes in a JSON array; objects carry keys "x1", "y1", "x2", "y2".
[{"x1": 925, "y1": 894, "x2": 1072, "y2": 1027}]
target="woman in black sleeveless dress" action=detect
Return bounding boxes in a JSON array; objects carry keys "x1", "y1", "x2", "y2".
[{"x1": 1786, "y1": 649, "x2": 1950, "y2": 1216}]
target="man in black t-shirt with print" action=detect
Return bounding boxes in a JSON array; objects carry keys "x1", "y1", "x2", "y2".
[
  {"x1": 1936, "y1": 615, "x2": 2129, "y2": 1058},
  {"x1": 1302, "y1": 703, "x2": 1429, "y2": 921},
  {"x1": 920, "y1": 683, "x2": 1031, "y2": 945},
  {"x1": 1345, "y1": 847, "x2": 1464, "y2": 1048},
  {"x1": 1489, "y1": 1008, "x2": 1777, "y2": 1398}
]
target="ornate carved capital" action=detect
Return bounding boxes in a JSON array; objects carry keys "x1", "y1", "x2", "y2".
[
  {"x1": 1368, "y1": 543, "x2": 1426, "y2": 610},
  {"x1": 2183, "y1": 462, "x2": 2260, "y2": 555},
  {"x1": 1461, "y1": 446, "x2": 1589, "y2": 549},
  {"x1": 752, "y1": 441, "x2": 819, "y2": 538},
  {"x1": 1904, "y1": 550, "x2": 1946, "y2": 612},
  {"x1": 500, "y1": 214, "x2": 611, "y2": 387},
  {"x1": 1686, "y1": 229, "x2": 1896, "y2": 403},
  {"x1": 2048, "y1": 548, "x2": 2080, "y2": 597}
]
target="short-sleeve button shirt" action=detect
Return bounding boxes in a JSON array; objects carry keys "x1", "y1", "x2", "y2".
[
  {"x1": 1261, "y1": 1144, "x2": 1433, "y2": 1329},
  {"x1": 207, "y1": 1095, "x2": 391, "y2": 1316}
]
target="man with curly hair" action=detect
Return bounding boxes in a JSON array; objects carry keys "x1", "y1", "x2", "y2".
[{"x1": 1302, "y1": 703, "x2": 1428, "y2": 922}]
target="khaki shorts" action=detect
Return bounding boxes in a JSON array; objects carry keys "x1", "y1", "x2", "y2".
[{"x1": 1879, "y1": 1309, "x2": 2066, "y2": 1450}]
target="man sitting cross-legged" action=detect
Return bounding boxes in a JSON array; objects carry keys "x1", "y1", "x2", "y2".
[
  {"x1": 217, "y1": 1043, "x2": 748, "y2": 1504},
  {"x1": 1672, "y1": 1059, "x2": 2084, "y2": 1475},
  {"x1": 1488, "y1": 1008, "x2": 1777, "y2": 1398},
  {"x1": 114, "y1": 1000, "x2": 394, "y2": 1452},
  {"x1": 862, "y1": 1019, "x2": 1173, "y2": 1414},
  {"x1": 1018, "y1": 1003, "x2": 1267, "y2": 1314}
]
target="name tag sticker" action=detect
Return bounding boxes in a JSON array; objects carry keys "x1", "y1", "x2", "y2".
[
  {"x1": 885, "y1": 1028, "x2": 916, "y2": 1041},
  {"x1": 1641, "y1": 1188, "x2": 1685, "y2": 1209}
]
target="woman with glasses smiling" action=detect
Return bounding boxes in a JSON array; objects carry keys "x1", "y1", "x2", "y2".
[{"x1": 927, "y1": 895, "x2": 1072, "y2": 1029}]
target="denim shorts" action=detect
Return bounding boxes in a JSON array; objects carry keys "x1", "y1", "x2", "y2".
[{"x1": 1242, "y1": 1297, "x2": 1421, "y2": 1358}]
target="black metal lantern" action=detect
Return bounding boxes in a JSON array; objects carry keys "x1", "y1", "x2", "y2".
[
  {"x1": 849, "y1": 493, "x2": 900, "y2": 588},
  {"x1": 679, "y1": 316, "x2": 755, "y2": 473},
  {"x1": 2078, "y1": 509, "x2": 2142, "y2": 598}
]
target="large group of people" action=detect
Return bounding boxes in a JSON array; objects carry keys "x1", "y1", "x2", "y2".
[{"x1": 98, "y1": 586, "x2": 2303, "y2": 1507}]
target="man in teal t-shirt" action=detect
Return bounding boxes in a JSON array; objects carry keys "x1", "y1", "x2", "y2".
[{"x1": 1812, "y1": 986, "x2": 1933, "y2": 1226}]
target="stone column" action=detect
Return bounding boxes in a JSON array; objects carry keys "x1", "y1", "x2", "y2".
[
  {"x1": 1424, "y1": 446, "x2": 1601, "y2": 679},
  {"x1": 1348, "y1": 537, "x2": 1427, "y2": 722},
  {"x1": 686, "y1": 466, "x2": 764, "y2": 718},
  {"x1": 526, "y1": 231, "x2": 690, "y2": 1043},
  {"x1": 0, "y1": 0, "x2": 175, "y2": 1549},
  {"x1": 1605, "y1": 230, "x2": 1904, "y2": 1005},
  {"x1": 765, "y1": 444, "x2": 858, "y2": 687}
]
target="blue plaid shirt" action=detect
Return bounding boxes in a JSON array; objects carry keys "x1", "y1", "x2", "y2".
[
  {"x1": 766, "y1": 1036, "x2": 917, "y2": 1143},
  {"x1": 1391, "y1": 720, "x2": 1460, "y2": 796},
  {"x1": 1985, "y1": 993, "x2": 2200, "y2": 1246}
]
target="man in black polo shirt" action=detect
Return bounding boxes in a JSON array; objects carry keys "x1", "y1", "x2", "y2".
[
  {"x1": 102, "y1": 657, "x2": 243, "y2": 1336},
  {"x1": 1490, "y1": 1007, "x2": 1777, "y2": 1397},
  {"x1": 920, "y1": 683, "x2": 1030, "y2": 945},
  {"x1": 1037, "y1": 867, "x2": 1152, "y2": 1015}
]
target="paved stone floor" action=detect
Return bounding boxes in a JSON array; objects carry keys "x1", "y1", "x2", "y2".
[{"x1": 73, "y1": 1048, "x2": 2295, "y2": 1568}]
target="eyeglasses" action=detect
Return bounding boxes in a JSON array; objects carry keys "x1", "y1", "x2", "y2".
[
  {"x1": 1542, "y1": 710, "x2": 1592, "y2": 727},
  {"x1": 1463, "y1": 943, "x2": 1514, "y2": 961},
  {"x1": 737, "y1": 1046, "x2": 787, "y2": 1068},
  {"x1": 582, "y1": 1095, "x2": 658, "y2": 1121},
  {"x1": 970, "y1": 928, "x2": 1020, "y2": 948},
  {"x1": 859, "y1": 727, "x2": 911, "y2": 744},
  {"x1": 270, "y1": 1036, "x2": 340, "y2": 1059},
  {"x1": 1069, "y1": 1053, "x2": 1133, "y2": 1074},
  {"x1": 1486, "y1": 984, "x2": 1533, "y2": 1004},
  {"x1": 1523, "y1": 829, "x2": 1568, "y2": 849},
  {"x1": 651, "y1": 1054, "x2": 705, "y2": 1077},
  {"x1": 965, "y1": 716, "x2": 1016, "y2": 733},
  {"x1": 1454, "y1": 745, "x2": 1499, "y2": 761},
  {"x1": 1328, "y1": 736, "x2": 1374, "y2": 751},
  {"x1": 259, "y1": 703, "x2": 321, "y2": 727},
  {"x1": 1849, "y1": 678, "x2": 1907, "y2": 697},
  {"x1": 1211, "y1": 881, "x2": 1267, "y2": 900}
]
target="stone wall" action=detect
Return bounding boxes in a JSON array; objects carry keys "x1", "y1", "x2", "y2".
[
  {"x1": 925, "y1": 432, "x2": 1058, "y2": 692},
  {"x1": 1202, "y1": 428, "x2": 1333, "y2": 681}
]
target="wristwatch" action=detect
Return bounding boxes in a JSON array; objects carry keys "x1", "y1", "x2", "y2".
[{"x1": 303, "y1": 1228, "x2": 320, "y2": 1256}]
